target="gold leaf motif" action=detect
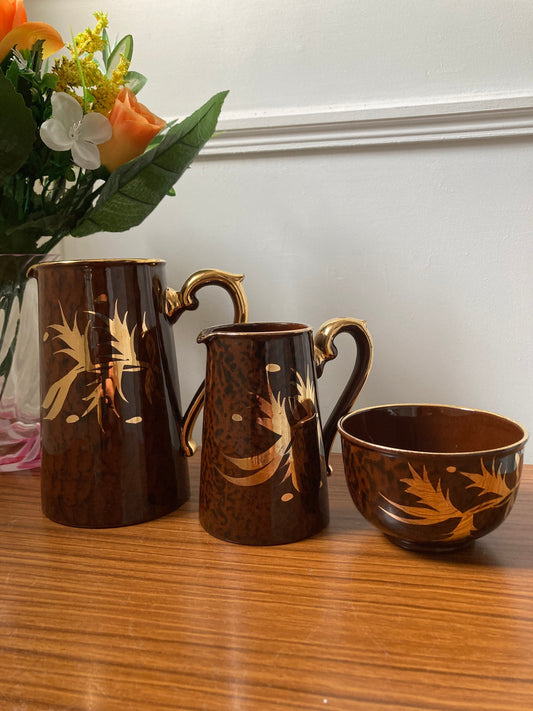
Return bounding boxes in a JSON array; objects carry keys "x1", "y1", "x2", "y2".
[
  {"x1": 294, "y1": 367, "x2": 316, "y2": 406},
  {"x1": 216, "y1": 453, "x2": 282, "y2": 487},
  {"x1": 461, "y1": 459, "x2": 513, "y2": 498},
  {"x1": 100, "y1": 302, "x2": 143, "y2": 403},
  {"x1": 380, "y1": 457, "x2": 521, "y2": 541},
  {"x1": 42, "y1": 300, "x2": 146, "y2": 427},
  {"x1": 218, "y1": 364, "x2": 321, "y2": 498},
  {"x1": 42, "y1": 304, "x2": 89, "y2": 421}
]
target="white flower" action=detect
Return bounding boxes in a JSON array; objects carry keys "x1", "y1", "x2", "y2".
[
  {"x1": 12, "y1": 49, "x2": 28, "y2": 70},
  {"x1": 40, "y1": 92, "x2": 112, "y2": 171}
]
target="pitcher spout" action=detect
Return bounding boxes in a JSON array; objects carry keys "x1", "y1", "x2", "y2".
[
  {"x1": 197, "y1": 322, "x2": 251, "y2": 345},
  {"x1": 197, "y1": 325, "x2": 224, "y2": 345}
]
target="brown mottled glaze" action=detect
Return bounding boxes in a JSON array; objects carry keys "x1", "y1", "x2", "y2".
[
  {"x1": 29, "y1": 259, "x2": 248, "y2": 528},
  {"x1": 197, "y1": 320, "x2": 373, "y2": 545},
  {"x1": 338, "y1": 404, "x2": 529, "y2": 551}
]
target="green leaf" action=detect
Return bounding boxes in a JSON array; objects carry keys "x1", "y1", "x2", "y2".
[
  {"x1": 40, "y1": 72, "x2": 59, "y2": 91},
  {"x1": 124, "y1": 70, "x2": 147, "y2": 94},
  {"x1": 102, "y1": 28, "x2": 110, "y2": 67},
  {"x1": 106, "y1": 34, "x2": 133, "y2": 77},
  {"x1": 147, "y1": 118, "x2": 180, "y2": 149},
  {"x1": 5, "y1": 58, "x2": 20, "y2": 86},
  {"x1": 0, "y1": 212, "x2": 72, "y2": 253},
  {"x1": 71, "y1": 90, "x2": 228, "y2": 237},
  {"x1": 0, "y1": 69, "x2": 36, "y2": 185}
]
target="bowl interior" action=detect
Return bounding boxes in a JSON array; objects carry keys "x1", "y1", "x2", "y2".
[{"x1": 340, "y1": 404, "x2": 526, "y2": 454}]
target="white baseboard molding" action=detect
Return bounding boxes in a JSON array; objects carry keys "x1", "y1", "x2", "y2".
[{"x1": 200, "y1": 95, "x2": 533, "y2": 156}]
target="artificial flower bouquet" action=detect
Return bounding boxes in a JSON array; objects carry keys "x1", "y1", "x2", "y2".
[
  {"x1": 0, "y1": 0, "x2": 227, "y2": 472},
  {"x1": 0, "y1": 0, "x2": 227, "y2": 255}
]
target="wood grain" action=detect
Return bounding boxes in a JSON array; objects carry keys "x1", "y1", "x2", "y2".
[{"x1": 1, "y1": 456, "x2": 532, "y2": 710}]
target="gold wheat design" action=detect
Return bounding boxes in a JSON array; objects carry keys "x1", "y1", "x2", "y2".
[
  {"x1": 42, "y1": 301, "x2": 145, "y2": 426},
  {"x1": 379, "y1": 456, "x2": 521, "y2": 541},
  {"x1": 219, "y1": 365, "x2": 319, "y2": 497}
]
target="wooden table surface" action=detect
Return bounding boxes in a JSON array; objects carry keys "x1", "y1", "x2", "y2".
[{"x1": 1, "y1": 455, "x2": 532, "y2": 711}]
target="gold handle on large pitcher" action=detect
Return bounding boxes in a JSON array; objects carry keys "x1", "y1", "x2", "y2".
[
  {"x1": 313, "y1": 317, "x2": 373, "y2": 468},
  {"x1": 164, "y1": 269, "x2": 248, "y2": 457}
]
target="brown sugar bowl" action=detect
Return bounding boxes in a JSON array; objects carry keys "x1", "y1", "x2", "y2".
[{"x1": 338, "y1": 404, "x2": 528, "y2": 552}]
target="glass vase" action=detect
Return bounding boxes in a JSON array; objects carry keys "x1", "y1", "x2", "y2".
[{"x1": 0, "y1": 254, "x2": 50, "y2": 472}]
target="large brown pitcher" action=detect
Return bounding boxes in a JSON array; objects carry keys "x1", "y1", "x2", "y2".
[
  {"x1": 197, "y1": 319, "x2": 373, "y2": 545},
  {"x1": 29, "y1": 259, "x2": 248, "y2": 528}
]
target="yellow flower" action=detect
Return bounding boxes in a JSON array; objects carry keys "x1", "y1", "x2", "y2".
[
  {"x1": 111, "y1": 55, "x2": 130, "y2": 89},
  {"x1": 91, "y1": 83, "x2": 120, "y2": 115},
  {"x1": 71, "y1": 11, "x2": 108, "y2": 57},
  {"x1": 52, "y1": 12, "x2": 130, "y2": 116},
  {"x1": 93, "y1": 11, "x2": 108, "y2": 34}
]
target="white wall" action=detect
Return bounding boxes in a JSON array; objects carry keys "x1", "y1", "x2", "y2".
[{"x1": 27, "y1": 0, "x2": 533, "y2": 459}]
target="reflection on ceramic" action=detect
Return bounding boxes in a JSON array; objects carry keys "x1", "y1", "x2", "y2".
[{"x1": 338, "y1": 404, "x2": 528, "y2": 552}]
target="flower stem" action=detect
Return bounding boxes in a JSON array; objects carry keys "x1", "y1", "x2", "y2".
[{"x1": 70, "y1": 29, "x2": 88, "y2": 113}]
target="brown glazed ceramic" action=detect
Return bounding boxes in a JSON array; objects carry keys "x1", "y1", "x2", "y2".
[
  {"x1": 28, "y1": 259, "x2": 248, "y2": 528},
  {"x1": 338, "y1": 404, "x2": 529, "y2": 551},
  {"x1": 197, "y1": 319, "x2": 373, "y2": 545}
]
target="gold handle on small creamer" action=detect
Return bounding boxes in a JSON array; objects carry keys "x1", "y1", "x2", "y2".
[
  {"x1": 314, "y1": 317, "x2": 373, "y2": 467},
  {"x1": 164, "y1": 269, "x2": 249, "y2": 457}
]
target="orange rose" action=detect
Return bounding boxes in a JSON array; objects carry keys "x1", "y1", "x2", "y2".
[
  {"x1": 0, "y1": 0, "x2": 27, "y2": 37},
  {"x1": 98, "y1": 87, "x2": 166, "y2": 172},
  {"x1": 0, "y1": 0, "x2": 63, "y2": 61}
]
